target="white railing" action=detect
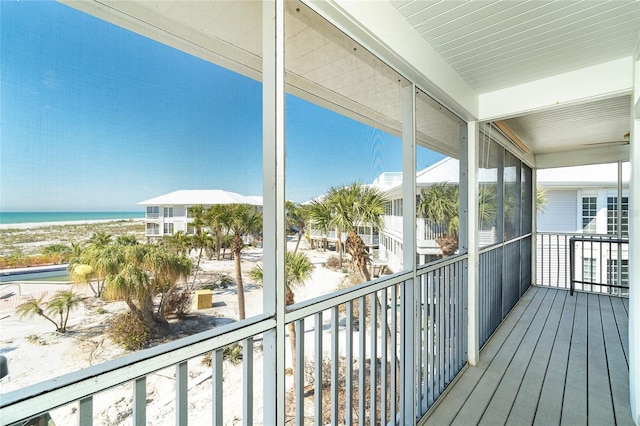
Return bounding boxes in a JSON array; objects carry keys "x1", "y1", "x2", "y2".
[{"x1": 1, "y1": 257, "x2": 468, "y2": 425}]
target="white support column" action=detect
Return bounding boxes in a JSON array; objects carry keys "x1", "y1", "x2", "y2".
[
  {"x1": 401, "y1": 83, "x2": 417, "y2": 425},
  {"x1": 467, "y1": 121, "x2": 480, "y2": 366},
  {"x1": 629, "y1": 49, "x2": 640, "y2": 426},
  {"x1": 262, "y1": 1, "x2": 286, "y2": 424}
]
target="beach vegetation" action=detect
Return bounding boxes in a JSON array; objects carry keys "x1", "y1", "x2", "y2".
[
  {"x1": 286, "y1": 201, "x2": 309, "y2": 253},
  {"x1": 107, "y1": 311, "x2": 151, "y2": 350},
  {"x1": 325, "y1": 183, "x2": 386, "y2": 282},
  {"x1": 15, "y1": 290, "x2": 82, "y2": 333},
  {"x1": 418, "y1": 182, "x2": 460, "y2": 258},
  {"x1": 251, "y1": 250, "x2": 314, "y2": 374},
  {"x1": 224, "y1": 204, "x2": 263, "y2": 321}
]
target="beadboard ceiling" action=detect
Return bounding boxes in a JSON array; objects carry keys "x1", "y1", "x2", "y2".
[
  {"x1": 391, "y1": 0, "x2": 639, "y2": 163},
  {"x1": 392, "y1": 0, "x2": 640, "y2": 93}
]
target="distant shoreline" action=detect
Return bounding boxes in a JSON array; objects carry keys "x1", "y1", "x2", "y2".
[{"x1": 0, "y1": 218, "x2": 145, "y2": 231}]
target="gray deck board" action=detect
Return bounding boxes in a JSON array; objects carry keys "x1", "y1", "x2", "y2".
[
  {"x1": 449, "y1": 288, "x2": 547, "y2": 425},
  {"x1": 506, "y1": 290, "x2": 567, "y2": 425},
  {"x1": 479, "y1": 289, "x2": 557, "y2": 425},
  {"x1": 424, "y1": 288, "x2": 538, "y2": 426},
  {"x1": 586, "y1": 294, "x2": 614, "y2": 425},
  {"x1": 421, "y1": 287, "x2": 632, "y2": 426},
  {"x1": 600, "y1": 296, "x2": 634, "y2": 425}
]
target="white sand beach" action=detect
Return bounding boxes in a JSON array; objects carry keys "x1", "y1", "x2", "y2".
[
  {"x1": 0, "y1": 218, "x2": 145, "y2": 231},
  {"x1": 0, "y1": 239, "x2": 346, "y2": 425}
]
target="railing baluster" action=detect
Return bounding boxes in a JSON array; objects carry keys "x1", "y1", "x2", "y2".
[
  {"x1": 315, "y1": 312, "x2": 323, "y2": 426},
  {"x1": 243, "y1": 337, "x2": 253, "y2": 425},
  {"x1": 359, "y1": 296, "x2": 366, "y2": 426},
  {"x1": 133, "y1": 376, "x2": 146, "y2": 425},
  {"x1": 346, "y1": 301, "x2": 354, "y2": 426},
  {"x1": 381, "y1": 287, "x2": 388, "y2": 424},
  {"x1": 370, "y1": 291, "x2": 377, "y2": 426},
  {"x1": 295, "y1": 319, "x2": 305, "y2": 426},
  {"x1": 212, "y1": 349, "x2": 223, "y2": 425},
  {"x1": 176, "y1": 361, "x2": 188, "y2": 426},
  {"x1": 390, "y1": 284, "x2": 398, "y2": 423},
  {"x1": 331, "y1": 306, "x2": 339, "y2": 424},
  {"x1": 78, "y1": 396, "x2": 93, "y2": 426}
]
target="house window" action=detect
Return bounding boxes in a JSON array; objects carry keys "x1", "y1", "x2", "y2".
[
  {"x1": 164, "y1": 223, "x2": 174, "y2": 235},
  {"x1": 186, "y1": 208, "x2": 193, "y2": 219},
  {"x1": 146, "y1": 206, "x2": 159, "y2": 219},
  {"x1": 581, "y1": 197, "x2": 597, "y2": 233},
  {"x1": 582, "y1": 257, "x2": 596, "y2": 283},
  {"x1": 146, "y1": 222, "x2": 159, "y2": 235},
  {"x1": 607, "y1": 196, "x2": 628, "y2": 236},
  {"x1": 164, "y1": 207, "x2": 173, "y2": 218},
  {"x1": 607, "y1": 259, "x2": 629, "y2": 286},
  {"x1": 187, "y1": 225, "x2": 195, "y2": 235}
]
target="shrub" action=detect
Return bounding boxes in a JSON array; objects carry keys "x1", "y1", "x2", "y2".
[
  {"x1": 108, "y1": 312, "x2": 151, "y2": 350},
  {"x1": 325, "y1": 255, "x2": 342, "y2": 270},
  {"x1": 164, "y1": 290, "x2": 191, "y2": 319},
  {"x1": 201, "y1": 343, "x2": 244, "y2": 367},
  {"x1": 217, "y1": 274, "x2": 234, "y2": 289}
]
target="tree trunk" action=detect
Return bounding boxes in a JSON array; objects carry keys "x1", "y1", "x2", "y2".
[
  {"x1": 285, "y1": 290, "x2": 296, "y2": 374},
  {"x1": 232, "y1": 235, "x2": 246, "y2": 320},
  {"x1": 347, "y1": 230, "x2": 398, "y2": 367}
]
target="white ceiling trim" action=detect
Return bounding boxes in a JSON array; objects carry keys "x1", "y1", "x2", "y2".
[
  {"x1": 535, "y1": 145, "x2": 630, "y2": 169},
  {"x1": 478, "y1": 57, "x2": 634, "y2": 120}
]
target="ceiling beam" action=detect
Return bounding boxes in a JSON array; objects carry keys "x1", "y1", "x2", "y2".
[
  {"x1": 478, "y1": 57, "x2": 634, "y2": 121},
  {"x1": 536, "y1": 144, "x2": 629, "y2": 169}
]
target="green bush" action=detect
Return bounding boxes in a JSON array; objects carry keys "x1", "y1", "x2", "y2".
[
  {"x1": 201, "y1": 343, "x2": 244, "y2": 367},
  {"x1": 108, "y1": 312, "x2": 151, "y2": 350}
]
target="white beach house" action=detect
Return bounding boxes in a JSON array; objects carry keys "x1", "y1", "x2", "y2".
[
  {"x1": 138, "y1": 190, "x2": 262, "y2": 238},
  {"x1": 3, "y1": 1, "x2": 639, "y2": 426}
]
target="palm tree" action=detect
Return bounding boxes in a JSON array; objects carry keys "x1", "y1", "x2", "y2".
[
  {"x1": 102, "y1": 244, "x2": 192, "y2": 335},
  {"x1": 307, "y1": 198, "x2": 332, "y2": 251},
  {"x1": 325, "y1": 183, "x2": 386, "y2": 281},
  {"x1": 419, "y1": 182, "x2": 460, "y2": 258},
  {"x1": 207, "y1": 204, "x2": 232, "y2": 261},
  {"x1": 224, "y1": 204, "x2": 263, "y2": 320},
  {"x1": 250, "y1": 251, "x2": 314, "y2": 372},
  {"x1": 46, "y1": 290, "x2": 82, "y2": 333},
  {"x1": 189, "y1": 205, "x2": 208, "y2": 288},
  {"x1": 145, "y1": 246, "x2": 192, "y2": 319},
  {"x1": 88, "y1": 231, "x2": 112, "y2": 247},
  {"x1": 286, "y1": 201, "x2": 307, "y2": 253},
  {"x1": 15, "y1": 296, "x2": 60, "y2": 331},
  {"x1": 161, "y1": 230, "x2": 193, "y2": 256},
  {"x1": 116, "y1": 234, "x2": 139, "y2": 246},
  {"x1": 16, "y1": 291, "x2": 81, "y2": 333}
]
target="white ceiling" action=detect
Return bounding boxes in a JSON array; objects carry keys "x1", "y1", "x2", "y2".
[
  {"x1": 391, "y1": 0, "x2": 639, "y2": 162},
  {"x1": 392, "y1": 0, "x2": 640, "y2": 93}
]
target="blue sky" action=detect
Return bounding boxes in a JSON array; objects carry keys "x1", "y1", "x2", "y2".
[{"x1": 0, "y1": 1, "x2": 443, "y2": 212}]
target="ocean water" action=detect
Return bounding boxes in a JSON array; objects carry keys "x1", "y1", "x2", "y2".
[{"x1": 0, "y1": 212, "x2": 144, "y2": 225}]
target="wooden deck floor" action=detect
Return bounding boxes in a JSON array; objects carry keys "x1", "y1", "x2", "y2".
[{"x1": 422, "y1": 286, "x2": 632, "y2": 426}]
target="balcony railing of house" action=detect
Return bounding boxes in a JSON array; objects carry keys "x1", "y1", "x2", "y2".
[
  {"x1": 536, "y1": 232, "x2": 629, "y2": 297},
  {"x1": 146, "y1": 213, "x2": 160, "y2": 219},
  {"x1": 308, "y1": 229, "x2": 378, "y2": 246},
  {"x1": 1, "y1": 255, "x2": 470, "y2": 425}
]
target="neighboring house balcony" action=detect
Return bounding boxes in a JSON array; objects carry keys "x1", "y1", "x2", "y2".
[{"x1": 308, "y1": 227, "x2": 379, "y2": 249}]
